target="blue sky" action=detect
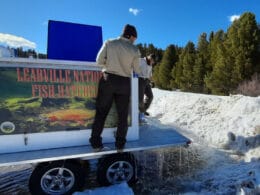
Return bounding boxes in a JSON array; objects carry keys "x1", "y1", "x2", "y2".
[{"x1": 0, "y1": 0, "x2": 260, "y2": 54}]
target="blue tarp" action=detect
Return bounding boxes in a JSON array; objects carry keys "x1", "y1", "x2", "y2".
[{"x1": 47, "y1": 20, "x2": 102, "y2": 62}]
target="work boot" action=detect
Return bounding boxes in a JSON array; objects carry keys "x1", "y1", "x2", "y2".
[
  {"x1": 139, "y1": 112, "x2": 147, "y2": 124},
  {"x1": 115, "y1": 142, "x2": 125, "y2": 153},
  {"x1": 93, "y1": 147, "x2": 104, "y2": 152},
  {"x1": 89, "y1": 137, "x2": 103, "y2": 152}
]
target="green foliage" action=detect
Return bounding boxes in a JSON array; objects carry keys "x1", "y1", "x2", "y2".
[
  {"x1": 136, "y1": 43, "x2": 163, "y2": 62},
  {"x1": 157, "y1": 45, "x2": 178, "y2": 89},
  {"x1": 226, "y1": 12, "x2": 260, "y2": 84},
  {"x1": 193, "y1": 33, "x2": 209, "y2": 93},
  {"x1": 205, "y1": 30, "x2": 228, "y2": 94},
  {"x1": 205, "y1": 42, "x2": 232, "y2": 95},
  {"x1": 205, "y1": 12, "x2": 260, "y2": 94},
  {"x1": 152, "y1": 64, "x2": 162, "y2": 88},
  {"x1": 16, "y1": 47, "x2": 47, "y2": 59},
  {"x1": 178, "y1": 42, "x2": 197, "y2": 91}
]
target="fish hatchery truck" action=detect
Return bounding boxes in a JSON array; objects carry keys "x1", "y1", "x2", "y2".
[{"x1": 0, "y1": 21, "x2": 191, "y2": 195}]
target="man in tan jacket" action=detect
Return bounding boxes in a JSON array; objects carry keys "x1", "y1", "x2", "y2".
[
  {"x1": 89, "y1": 24, "x2": 141, "y2": 152},
  {"x1": 139, "y1": 54, "x2": 156, "y2": 123}
]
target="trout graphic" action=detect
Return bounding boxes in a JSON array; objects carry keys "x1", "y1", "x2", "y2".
[{"x1": 40, "y1": 109, "x2": 95, "y2": 125}]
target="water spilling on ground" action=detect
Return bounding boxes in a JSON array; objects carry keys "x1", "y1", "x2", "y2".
[
  {"x1": 0, "y1": 144, "x2": 258, "y2": 194},
  {"x1": 0, "y1": 146, "x2": 205, "y2": 194}
]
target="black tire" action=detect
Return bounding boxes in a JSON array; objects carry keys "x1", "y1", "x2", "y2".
[
  {"x1": 29, "y1": 161, "x2": 86, "y2": 195},
  {"x1": 97, "y1": 153, "x2": 137, "y2": 186}
]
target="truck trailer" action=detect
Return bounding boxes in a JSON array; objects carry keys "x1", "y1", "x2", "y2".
[{"x1": 0, "y1": 21, "x2": 191, "y2": 194}]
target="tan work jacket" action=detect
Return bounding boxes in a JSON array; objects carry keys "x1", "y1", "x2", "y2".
[{"x1": 96, "y1": 36, "x2": 141, "y2": 77}]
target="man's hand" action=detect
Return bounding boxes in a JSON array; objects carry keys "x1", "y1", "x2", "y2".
[{"x1": 103, "y1": 72, "x2": 108, "y2": 81}]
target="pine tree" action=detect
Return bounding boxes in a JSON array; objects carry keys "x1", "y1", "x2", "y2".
[
  {"x1": 208, "y1": 30, "x2": 226, "y2": 72},
  {"x1": 193, "y1": 56, "x2": 204, "y2": 92},
  {"x1": 193, "y1": 33, "x2": 209, "y2": 93},
  {"x1": 178, "y1": 42, "x2": 196, "y2": 91},
  {"x1": 152, "y1": 64, "x2": 162, "y2": 88},
  {"x1": 205, "y1": 30, "x2": 227, "y2": 94},
  {"x1": 205, "y1": 39, "x2": 233, "y2": 95},
  {"x1": 225, "y1": 12, "x2": 260, "y2": 90},
  {"x1": 173, "y1": 57, "x2": 182, "y2": 89},
  {"x1": 157, "y1": 44, "x2": 178, "y2": 89}
]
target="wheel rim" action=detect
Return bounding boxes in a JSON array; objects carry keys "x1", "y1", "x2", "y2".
[
  {"x1": 40, "y1": 167, "x2": 75, "y2": 194},
  {"x1": 106, "y1": 160, "x2": 134, "y2": 184}
]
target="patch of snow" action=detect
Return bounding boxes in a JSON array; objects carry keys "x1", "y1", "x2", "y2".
[{"x1": 73, "y1": 182, "x2": 133, "y2": 195}]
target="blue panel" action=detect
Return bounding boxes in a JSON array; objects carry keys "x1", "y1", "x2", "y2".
[{"x1": 47, "y1": 20, "x2": 102, "y2": 62}]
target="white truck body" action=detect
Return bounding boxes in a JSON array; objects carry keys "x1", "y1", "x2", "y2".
[
  {"x1": 0, "y1": 57, "x2": 190, "y2": 167},
  {"x1": 0, "y1": 57, "x2": 139, "y2": 154}
]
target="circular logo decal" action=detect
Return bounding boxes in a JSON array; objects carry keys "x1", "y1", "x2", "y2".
[{"x1": 0, "y1": 121, "x2": 15, "y2": 134}]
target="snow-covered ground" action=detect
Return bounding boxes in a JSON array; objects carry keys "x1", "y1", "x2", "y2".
[
  {"x1": 76, "y1": 88, "x2": 260, "y2": 195},
  {"x1": 149, "y1": 89, "x2": 260, "y2": 194}
]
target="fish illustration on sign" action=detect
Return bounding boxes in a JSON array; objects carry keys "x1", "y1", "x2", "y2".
[{"x1": 40, "y1": 109, "x2": 95, "y2": 125}]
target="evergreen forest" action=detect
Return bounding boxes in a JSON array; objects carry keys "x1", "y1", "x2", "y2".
[{"x1": 137, "y1": 12, "x2": 260, "y2": 96}]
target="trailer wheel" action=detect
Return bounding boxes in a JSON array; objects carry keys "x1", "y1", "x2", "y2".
[
  {"x1": 29, "y1": 161, "x2": 86, "y2": 195},
  {"x1": 97, "y1": 153, "x2": 137, "y2": 186}
]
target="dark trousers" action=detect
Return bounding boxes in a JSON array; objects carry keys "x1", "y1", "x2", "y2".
[
  {"x1": 138, "y1": 78, "x2": 153, "y2": 112},
  {"x1": 144, "y1": 81, "x2": 153, "y2": 111},
  {"x1": 90, "y1": 73, "x2": 130, "y2": 148}
]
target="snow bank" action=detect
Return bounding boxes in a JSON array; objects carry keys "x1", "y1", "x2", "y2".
[
  {"x1": 148, "y1": 89, "x2": 260, "y2": 194},
  {"x1": 149, "y1": 89, "x2": 260, "y2": 159}
]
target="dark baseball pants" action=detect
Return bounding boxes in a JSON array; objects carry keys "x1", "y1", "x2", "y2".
[{"x1": 90, "y1": 73, "x2": 130, "y2": 149}]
